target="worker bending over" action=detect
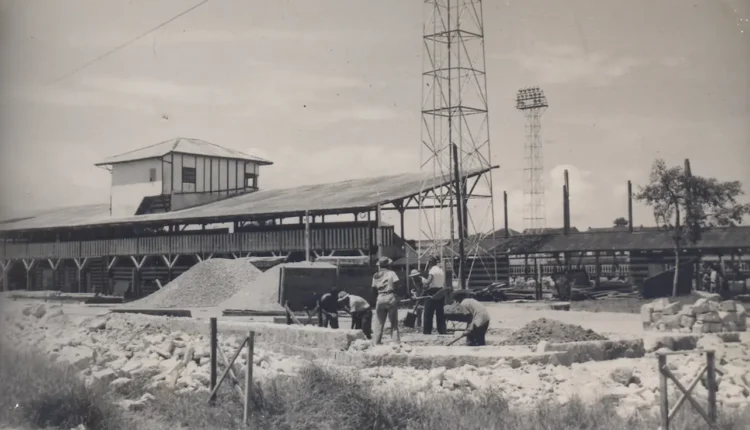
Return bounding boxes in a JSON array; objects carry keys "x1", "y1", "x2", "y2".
[
  {"x1": 372, "y1": 256, "x2": 401, "y2": 345},
  {"x1": 452, "y1": 290, "x2": 491, "y2": 346},
  {"x1": 338, "y1": 291, "x2": 373, "y2": 339},
  {"x1": 317, "y1": 288, "x2": 341, "y2": 329}
]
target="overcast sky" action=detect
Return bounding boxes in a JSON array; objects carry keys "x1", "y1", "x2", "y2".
[{"x1": 0, "y1": 0, "x2": 748, "y2": 234}]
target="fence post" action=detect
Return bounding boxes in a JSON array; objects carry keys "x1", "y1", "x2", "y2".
[
  {"x1": 243, "y1": 331, "x2": 255, "y2": 425},
  {"x1": 706, "y1": 351, "x2": 717, "y2": 426},
  {"x1": 659, "y1": 354, "x2": 669, "y2": 430},
  {"x1": 210, "y1": 317, "x2": 217, "y2": 405}
]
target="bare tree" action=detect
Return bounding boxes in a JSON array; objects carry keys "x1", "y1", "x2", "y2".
[{"x1": 635, "y1": 159, "x2": 750, "y2": 297}]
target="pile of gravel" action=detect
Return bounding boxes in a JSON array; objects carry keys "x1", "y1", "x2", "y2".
[
  {"x1": 501, "y1": 318, "x2": 607, "y2": 346},
  {"x1": 219, "y1": 261, "x2": 336, "y2": 311},
  {"x1": 127, "y1": 258, "x2": 262, "y2": 308}
]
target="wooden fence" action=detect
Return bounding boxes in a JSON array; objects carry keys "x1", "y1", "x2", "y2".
[{"x1": 0, "y1": 225, "x2": 394, "y2": 260}]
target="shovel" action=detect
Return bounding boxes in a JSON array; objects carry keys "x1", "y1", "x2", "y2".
[
  {"x1": 403, "y1": 295, "x2": 431, "y2": 329},
  {"x1": 446, "y1": 331, "x2": 467, "y2": 346}
]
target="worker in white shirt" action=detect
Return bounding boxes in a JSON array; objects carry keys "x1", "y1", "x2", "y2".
[
  {"x1": 338, "y1": 291, "x2": 373, "y2": 339},
  {"x1": 452, "y1": 290, "x2": 491, "y2": 346},
  {"x1": 371, "y1": 256, "x2": 401, "y2": 345},
  {"x1": 421, "y1": 256, "x2": 448, "y2": 335}
]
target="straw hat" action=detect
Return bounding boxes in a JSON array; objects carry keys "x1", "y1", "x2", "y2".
[
  {"x1": 376, "y1": 256, "x2": 392, "y2": 267},
  {"x1": 409, "y1": 269, "x2": 421, "y2": 278},
  {"x1": 338, "y1": 291, "x2": 349, "y2": 301}
]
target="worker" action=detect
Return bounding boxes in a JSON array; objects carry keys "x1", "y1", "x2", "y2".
[
  {"x1": 372, "y1": 256, "x2": 401, "y2": 345},
  {"x1": 408, "y1": 269, "x2": 425, "y2": 327},
  {"x1": 317, "y1": 288, "x2": 341, "y2": 329},
  {"x1": 421, "y1": 256, "x2": 447, "y2": 335},
  {"x1": 452, "y1": 290, "x2": 491, "y2": 346},
  {"x1": 338, "y1": 291, "x2": 373, "y2": 339}
]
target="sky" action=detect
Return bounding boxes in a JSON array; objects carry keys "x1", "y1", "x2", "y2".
[{"x1": 0, "y1": 0, "x2": 748, "y2": 237}]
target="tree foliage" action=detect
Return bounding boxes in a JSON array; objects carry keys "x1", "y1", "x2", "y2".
[
  {"x1": 635, "y1": 159, "x2": 750, "y2": 296},
  {"x1": 613, "y1": 217, "x2": 629, "y2": 227},
  {"x1": 636, "y1": 159, "x2": 750, "y2": 242}
]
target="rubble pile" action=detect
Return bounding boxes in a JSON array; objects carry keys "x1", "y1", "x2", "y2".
[
  {"x1": 501, "y1": 318, "x2": 608, "y2": 346},
  {"x1": 218, "y1": 261, "x2": 336, "y2": 311},
  {"x1": 2, "y1": 303, "x2": 304, "y2": 407},
  {"x1": 127, "y1": 258, "x2": 262, "y2": 308},
  {"x1": 642, "y1": 296, "x2": 748, "y2": 333}
]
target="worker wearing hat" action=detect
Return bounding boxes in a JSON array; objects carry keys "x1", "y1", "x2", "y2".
[
  {"x1": 338, "y1": 290, "x2": 373, "y2": 339},
  {"x1": 371, "y1": 256, "x2": 401, "y2": 344},
  {"x1": 408, "y1": 269, "x2": 425, "y2": 327},
  {"x1": 421, "y1": 256, "x2": 448, "y2": 335}
]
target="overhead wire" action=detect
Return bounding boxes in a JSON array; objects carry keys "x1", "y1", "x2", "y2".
[{"x1": 46, "y1": 0, "x2": 210, "y2": 86}]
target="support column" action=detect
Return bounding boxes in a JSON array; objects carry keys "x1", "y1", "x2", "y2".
[
  {"x1": 162, "y1": 255, "x2": 179, "y2": 283},
  {"x1": 72, "y1": 257, "x2": 89, "y2": 293},
  {"x1": 594, "y1": 251, "x2": 601, "y2": 289},
  {"x1": 22, "y1": 259, "x2": 35, "y2": 291},
  {"x1": 48, "y1": 258, "x2": 61, "y2": 292},
  {"x1": 130, "y1": 256, "x2": 148, "y2": 298},
  {"x1": 0, "y1": 260, "x2": 11, "y2": 292},
  {"x1": 304, "y1": 210, "x2": 311, "y2": 262},
  {"x1": 376, "y1": 204, "x2": 383, "y2": 260},
  {"x1": 107, "y1": 256, "x2": 119, "y2": 296}
]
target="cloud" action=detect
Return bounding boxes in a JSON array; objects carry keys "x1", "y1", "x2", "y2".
[
  {"x1": 82, "y1": 76, "x2": 235, "y2": 105},
  {"x1": 497, "y1": 44, "x2": 644, "y2": 86}
]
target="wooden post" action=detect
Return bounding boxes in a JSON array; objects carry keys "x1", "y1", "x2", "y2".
[
  {"x1": 243, "y1": 331, "x2": 255, "y2": 425},
  {"x1": 0, "y1": 260, "x2": 9, "y2": 292},
  {"x1": 503, "y1": 191, "x2": 509, "y2": 238},
  {"x1": 659, "y1": 354, "x2": 669, "y2": 430},
  {"x1": 706, "y1": 351, "x2": 717, "y2": 425},
  {"x1": 594, "y1": 251, "x2": 601, "y2": 289},
  {"x1": 376, "y1": 204, "x2": 383, "y2": 260},
  {"x1": 210, "y1": 318, "x2": 217, "y2": 405},
  {"x1": 73, "y1": 257, "x2": 89, "y2": 293},
  {"x1": 304, "y1": 210, "x2": 311, "y2": 262},
  {"x1": 22, "y1": 259, "x2": 35, "y2": 291},
  {"x1": 627, "y1": 180, "x2": 633, "y2": 233}
]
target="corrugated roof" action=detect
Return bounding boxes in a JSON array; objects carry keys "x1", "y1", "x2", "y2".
[
  {"x1": 0, "y1": 166, "x2": 496, "y2": 232},
  {"x1": 488, "y1": 227, "x2": 750, "y2": 253},
  {"x1": 95, "y1": 137, "x2": 274, "y2": 166}
]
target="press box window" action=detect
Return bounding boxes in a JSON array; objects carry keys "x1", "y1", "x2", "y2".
[
  {"x1": 182, "y1": 167, "x2": 197, "y2": 184},
  {"x1": 148, "y1": 168, "x2": 157, "y2": 182},
  {"x1": 245, "y1": 173, "x2": 257, "y2": 188}
]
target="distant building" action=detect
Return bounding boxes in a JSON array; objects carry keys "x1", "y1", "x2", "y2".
[{"x1": 95, "y1": 137, "x2": 273, "y2": 217}]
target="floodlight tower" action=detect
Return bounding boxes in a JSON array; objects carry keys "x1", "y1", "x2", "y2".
[
  {"x1": 418, "y1": 0, "x2": 496, "y2": 287},
  {"x1": 516, "y1": 86, "x2": 548, "y2": 234}
]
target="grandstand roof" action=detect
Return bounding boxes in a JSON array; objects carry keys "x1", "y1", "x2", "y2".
[
  {"x1": 0, "y1": 166, "x2": 495, "y2": 232},
  {"x1": 95, "y1": 137, "x2": 273, "y2": 166}
]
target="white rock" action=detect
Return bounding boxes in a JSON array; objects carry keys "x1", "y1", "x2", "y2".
[
  {"x1": 110, "y1": 377, "x2": 132, "y2": 389},
  {"x1": 92, "y1": 368, "x2": 116, "y2": 382}
]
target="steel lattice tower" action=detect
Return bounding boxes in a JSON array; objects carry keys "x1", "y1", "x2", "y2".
[
  {"x1": 418, "y1": 0, "x2": 496, "y2": 288},
  {"x1": 516, "y1": 87, "x2": 548, "y2": 234}
]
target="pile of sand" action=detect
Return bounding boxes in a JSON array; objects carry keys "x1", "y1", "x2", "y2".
[
  {"x1": 501, "y1": 318, "x2": 607, "y2": 346},
  {"x1": 126, "y1": 258, "x2": 262, "y2": 308},
  {"x1": 218, "y1": 261, "x2": 336, "y2": 311}
]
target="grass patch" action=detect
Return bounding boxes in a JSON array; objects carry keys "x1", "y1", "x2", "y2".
[
  {"x1": 141, "y1": 363, "x2": 750, "y2": 430},
  {"x1": 0, "y1": 341, "x2": 127, "y2": 430},
  {"x1": 2, "y1": 340, "x2": 749, "y2": 430}
]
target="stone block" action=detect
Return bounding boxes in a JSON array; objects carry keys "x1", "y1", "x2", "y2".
[
  {"x1": 651, "y1": 298, "x2": 671, "y2": 311},
  {"x1": 692, "y1": 299, "x2": 711, "y2": 314},
  {"x1": 680, "y1": 315, "x2": 696, "y2": 328},
  {"x1": 719, "y1": 311, "x2": 738, "y2": 324},
  {"x1": 697, "y1": 311, "x2": 720, "y2": 323},
  {"x1": 692, "y1": 321, "x2": 707, "y2": 334},
  {"x1": 640, "y1": 304, "x2": 653, "y2": 323},
  {"x1": 658, "y1": 315, "x2": 681, "y2": 331},
  {"x1": 679, "y1": 305, "x2": 694, "y2": 316},
  {"x1": 661, "y1": 302, "x2": 682, "y2": 315},
  {"x1": 720, "y1": 300, "x2": 737, "y2": 312}
]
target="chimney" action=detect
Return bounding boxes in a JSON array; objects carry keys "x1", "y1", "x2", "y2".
[
  {"x1": 627, "y1": 180, "x2": 633, "y2": 233},
  {"x1": 563, "y1": 184, "x2": 569, "y2": 235},
  {"x1": 564, "y1": 170, "x2": 571, "y2": 233},
  {"x1": 503, "y1": 191, "x2": 509, "y2": 238}
]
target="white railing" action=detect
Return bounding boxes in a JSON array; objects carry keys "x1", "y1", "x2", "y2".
[{"x1": 508, "y1": 264, "x2": 630, "y2": 276}]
